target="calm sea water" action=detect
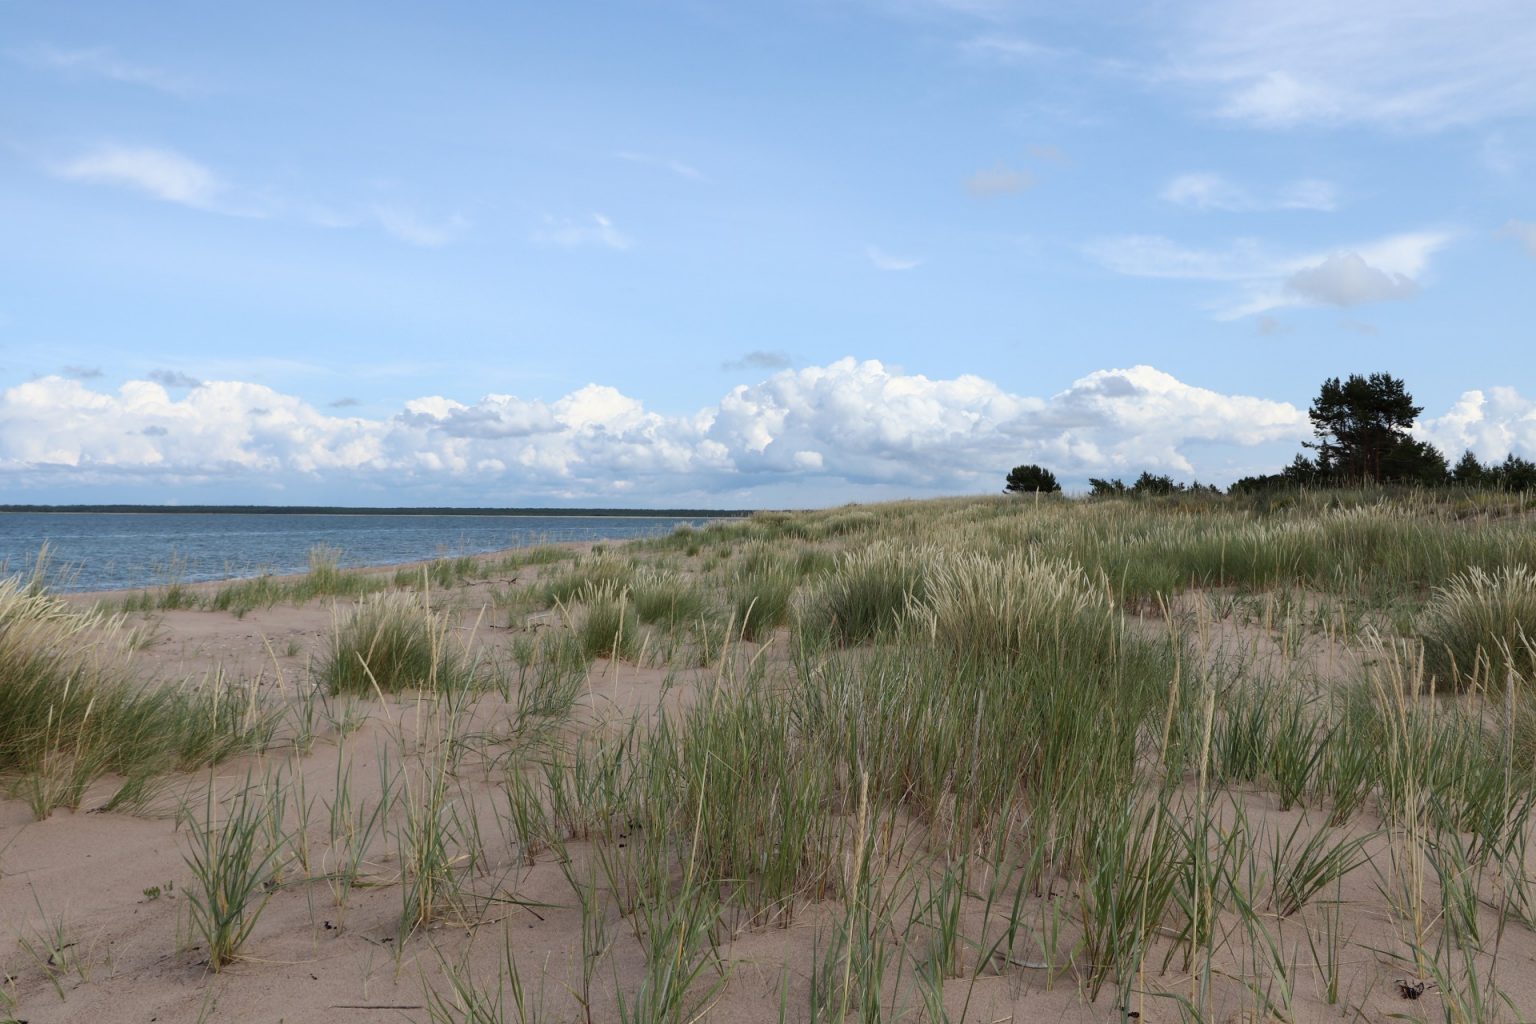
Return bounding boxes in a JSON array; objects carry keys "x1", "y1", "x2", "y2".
[{"x1": 0, "y1": 512, "x2": 716, "y2": 593}]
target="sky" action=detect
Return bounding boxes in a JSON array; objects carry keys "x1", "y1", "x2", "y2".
[{"x1": 2, "y1": 0, "x2": 1534, "y2": 507}]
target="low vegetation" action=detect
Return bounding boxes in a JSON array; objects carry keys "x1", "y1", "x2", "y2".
[{"x1": 4, "y1": 487, "x2": 1536, "y2": 1022}]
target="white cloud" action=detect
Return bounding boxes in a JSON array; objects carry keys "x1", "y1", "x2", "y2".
[
  {"x1": 615, "y1": 151, "x2": 707, "y2": 182},
  {"x1": 966, "y1": 163, "x2": 1033, "y2": 197},
  {"x1": 1278, "y1": 179, "x2": 1338, "y2": 211},
  {"x1": 1416, "y1": 387, "x2": 1536, "y2": 461},
  {"x1": 0, "y1": 361, "x2": 1314, "y2": 499},
  {"x1": 1160, "y1": 173, "x2": 1250, "y2": 211},
  {"x1": 961, "y1": 33, "x2": 1064, "y2": 62},
  {"x1": 55, "y1": 145, "x2": 222, "y2": 209},
  {"x1": 1085, "y1": 235, "x2": 1272, "y2": 282},
  {"x1": 533, "y1": 213, "x2": 633, "y2": 250},
  {"x1": 1167, "y1": 0, "x2": 1536, "y2": 129},
  {"x1": 1285, "y1": 252, "x2": 1416, "y2": 306},
  {"x1": 866, "y1": 245, "x2": 921, "y2": 271},
  {"x1": 372, "y1": 207, "x2": 469, "y2": 247},
  {"x1": 26, "y1": 45, "x2": 191, "y2": 94},
  {"x1": 1088, "y1": 229, "x2": 1451, "y2": 317},
  {"x1": 1161, "y1": 172, "x2": 1337, "y2": 211}
]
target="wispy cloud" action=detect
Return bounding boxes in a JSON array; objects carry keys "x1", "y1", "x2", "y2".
[
  {"x1": 372, "y1": 207, "x2": 469, "y2": 247},
  {"x1": 1165, "y1": 0, "x2": 1536, "y2": 129},
  {"x1": 54, "y1": 145, "x2": 225, "y2": 210},
  {"x1": 722, "y1": 350, "x2": 793, "y2": 371},
  {"x1": 1504, "y1": 220, "x2": 1536, "y2": 258},
  {"x1": 1161, "y1": 172, "x2": 1338, "y2": 212},
  {"x1": 866, "y1": 244, "x2": 921, "y2": 271},
  {"x1": 960, "y1": 33, "x2": 1067, "y2": 63},
  {"x1": 1088, "y1": 229, "x2": 1452, "y2": 317},
  {"x1": 965, "y1": 163, "x2": 1033, "y2": 197},
  {"x1": 533, "y1": 213, "x2": 633, "y2": 250},
  {"x1": 61, "y1": 364, "x2": 103, "y2": 380},
  {"x1": 23, "y1": 45, "x2": 193, "y2": 94},
  {"x1": 615, "y1": 151, "x2": 707, "y2": 182},
  {"x1": 329, "y1": 397, "x2": 363, "y2": 408}
]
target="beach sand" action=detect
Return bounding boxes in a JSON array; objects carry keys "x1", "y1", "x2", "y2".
[{"x1": 4, "y1": 536, "x2": 1535, "y2": 1024}]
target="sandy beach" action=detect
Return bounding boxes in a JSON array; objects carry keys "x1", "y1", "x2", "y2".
[{"x1": 4, "y1": 495, "x2": 1536, "y2": 1023}]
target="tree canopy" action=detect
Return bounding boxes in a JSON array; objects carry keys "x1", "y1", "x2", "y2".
[
  {"x1": 1004, "y1": 464, "x2": 1061, "y2": 494},
  {"x1": 1303, "y1": 372, "x2": 1444, "y2": 484}
]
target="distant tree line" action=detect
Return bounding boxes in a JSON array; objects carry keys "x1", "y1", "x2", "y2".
[{"x1": 1007, "y1": 371, "x2": 1536, "y2": 497}]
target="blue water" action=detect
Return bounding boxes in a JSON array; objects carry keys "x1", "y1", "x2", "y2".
[{"x1": 0, "y1": 512, "x2": 714, "y2": 593}]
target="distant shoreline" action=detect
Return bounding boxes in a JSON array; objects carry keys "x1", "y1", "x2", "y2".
[{"x1": 0, "y1": 504, "x2": 756, "y2": 518}]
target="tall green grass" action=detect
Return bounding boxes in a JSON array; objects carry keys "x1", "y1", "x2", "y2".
[
  {"x1": 320, "y1": 592, "x2": 479, "y2": 695},
  {"x1": 0, "y1": 577, "x2": 277, "y2": 817}
]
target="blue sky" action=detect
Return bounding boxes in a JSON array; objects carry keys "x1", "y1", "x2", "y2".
[{"x1": 3, "y1": 0, "x2": 1534, "y2": 506}]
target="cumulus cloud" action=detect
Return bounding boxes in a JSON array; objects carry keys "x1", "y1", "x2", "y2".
[
  {"x1": 1088, "y1": 229, "x2": 1451, "y2": 317},
  {"x1": 866, "y1": 245, "x2": 921, "y2": 271},
  {"x1": 0, "y1": 361, "x2": 1314, "y2": 499},
  {"x1": 148, "y1": 369, "x2": 203, "y2": 388},
  {"x1": 1168, "y1": 0, "x2": 1536, "y2": 129},
  {"x1": 55, "y1": 145, "x2": 222, "y2": 209},
  {"x1": 966, "y1": 163, "x2": 1033, "y2": 197},
  {"x1": 533, "y1": 213, "x2": 632, "y2": 250},
  {"x1": 1285, "y1": 252, "x2": 1416, "y2": 306},
  {"x1": 1416, "y1": 387, "x2": 1536, "y2": 461}
]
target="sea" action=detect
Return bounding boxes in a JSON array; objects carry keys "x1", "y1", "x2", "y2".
[{"x1": 0, "y1": 511, "x2": 723, "y2": 593}]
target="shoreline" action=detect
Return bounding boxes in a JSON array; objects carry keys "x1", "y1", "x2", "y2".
[{"x1": 59, "y1": 537, "x2": 608, "y2": 604}]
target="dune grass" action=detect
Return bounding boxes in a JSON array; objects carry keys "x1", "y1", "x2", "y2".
[
  {"x1": 0, "y1": 577, "x2": 277, "y2": 818},
  {"x1": 319, "y1": 591, "x2": 479, "y2": 695},
  {"x1": 14, "y1": 486, "x2": 1536, "y2": 1021}
]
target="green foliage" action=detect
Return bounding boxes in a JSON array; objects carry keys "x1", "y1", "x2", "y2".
[
  {"x1": 1304, "y1": 372, "x2": 1448, "y2": 485},
  {"x1": 1003, "y1": 463, "x2": 1060, "y2": 494}
]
